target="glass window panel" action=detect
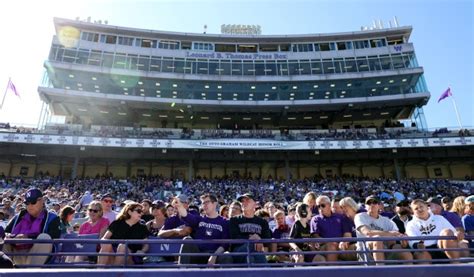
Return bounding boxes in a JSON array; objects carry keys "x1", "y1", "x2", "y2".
[
  {"x1": 368, "y1": 56, "x2": 381, "y2": 71},
  {"x1": 102, "y1": 52, "x2": 114, "y2": 68},
  {"x1": 76, "y1": 49, "x2": 90, "y2": 64},
  {"x1": 89, "y1": 50, "x2": 102, "y2": 66},
  {"x1": 255, "y1": 61, "x2": 265, "y2": 75},
  {"x1": 264, "y1": 61, "x2": 276, "y2": 76},
  {"x1": 322, "y1": 59, "x2": 335, "y2": 74},
  {"x1": 344, "y1": 58, "x2": 357, "y2": 73},
  {"x1": 221, "y1": 60, "x2": 231, "y2": 75},
  {"x1": 356, "y1": 57, "x2": 369, "y2": 72},
  {"x1": 231, "y1": 60, "x2": 242, "y2": 76},
  {"x1": 150, "y1": 57, "x2": 162, "y2": 72},
  {"x1": 162, "y1": 58, "x2": 175, "y2": 72},
  {"x1": 174, "y1": 58, "x2": 185, "y2": 73},
  {"x1": 379, "y1": 55, "x2": 392, "y2": 70},
  {"x1": 127, "y1": 54, "x2": 138, "y2": 70},
  {"x1": 319, "y1": 43, "x2": 330, "y2": 51},
  {"x1": 137, "y1": 56, "x2": 150, "y2": 71},
  {"x1": 310, "y1": 60, "x2": 322, "y2": 74},
  {"x1": 113, "y1": 53, "x2": 127, "y2": 69},
  {"x1": 49, "y1": 46, "x2": 59, "y2": 61},
  {"x1": 391, "y1": 54, "x2": 404, "y2": 69},
  {"x1": 334, "y1": 59, "x2": 344, "y2": 73},
  {"x1": 288, "y1": 60, "x2": 299, "y2": 75},
  {"x1": 299, "y1": 60, "x2": 311, "y2": 75},
  {"x1": 209, "y1": 60, "x2": 219, "y2": 75},
  {"x1": 243, "y1": 61, "x2": 254, "y2": 76},
  {"x1": 62, "y1": 48, "x2": 77, "y2": 63},
  {"x1": 197, "y1": 60, "x2": 208, "y2": 74},
  {"x1": 184, "y1": 59, "x2": 193, "y2": 74},
  {"x1": 277, "y1": 61, "x2": 288, "y2": 76}
]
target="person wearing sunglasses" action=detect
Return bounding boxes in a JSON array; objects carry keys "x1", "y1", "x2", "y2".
[
  {"x1": 98, "y1": 202, "x2": 150, "y2": 265},
  {"x1": 310, "y1": 195, "x2": 353, "y2": 262},
  {"x1": 3, "y1": 188, "x2": 61, "y2": 265},
  {"x1": 100, "y1": 194, "x2": 117, "y2": 224},
  {"x1": 79, "y1": 201, "x2": 109, "y2": 238},
  {"x1": 354, "y1": 195, "x2": 413, "y2": 265}
]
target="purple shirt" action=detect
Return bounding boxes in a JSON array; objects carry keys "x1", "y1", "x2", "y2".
[
  {"x1": 310, "y1": 213, "x2": 353, "y2": 238},
  {"x1": 441, "y1": 211, "x2": 462, "y2": 228},
  {"x1": 182, "y1": 213, "x2": 229, "y2": 252}
]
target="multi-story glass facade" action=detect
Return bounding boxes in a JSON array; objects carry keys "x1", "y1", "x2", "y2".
[{"x1": 39, "y1": 18, "x2": 430, "y2": 129}]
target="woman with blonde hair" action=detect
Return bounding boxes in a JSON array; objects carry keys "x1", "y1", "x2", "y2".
[
  {"x1": 450, "y1": 196, "x2": 466, "y2": 218},
  {"x1": 303, "y1": 192, "x2": 318, "y2": 214},
  {"x1": 79, "y1": 201, "x2": 109, "y2": 238},
  {"x1": 98, "y1": 202, "x2": 150, "y2": 265}
]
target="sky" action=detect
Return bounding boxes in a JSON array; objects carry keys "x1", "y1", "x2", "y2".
[{"x1": 0, "y1": 0, "x2": 472, "y2": 129}]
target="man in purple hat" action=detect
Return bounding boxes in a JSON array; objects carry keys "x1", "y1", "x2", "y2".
[{"x1": 3, "y1": 188, "x2": 60, "y2": 265}]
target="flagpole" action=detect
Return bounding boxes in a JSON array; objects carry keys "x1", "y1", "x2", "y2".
[
  {"x1": 0, "y1": 77, "x2": 11, "y2": 110},
  {"x1": 450, "y1": 95, "x2": 463, "y2": 129}
]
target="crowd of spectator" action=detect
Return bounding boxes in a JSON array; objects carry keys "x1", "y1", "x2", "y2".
[
  {"x1": 1, "y1": 122, "x2": 472, "y2": 141},
  {"x1": 0, "y1": 175, "x2": 473, "y2": 268}
]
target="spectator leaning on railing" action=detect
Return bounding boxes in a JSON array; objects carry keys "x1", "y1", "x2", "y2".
[{"x1": 3, "y1": 188, "x2": 60, "y2": 265}]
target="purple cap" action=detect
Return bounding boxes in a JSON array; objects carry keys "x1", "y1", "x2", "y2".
[{"x1": 25, "y1": 188, "x2": 43, "y2": 204}]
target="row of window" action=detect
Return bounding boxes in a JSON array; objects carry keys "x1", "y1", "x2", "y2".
[
  {"x1": 79, "y1": 31, "x2": 402, "y2": 53},
  {"x1": 49, "y1": 45, "x2": 419, "y2": 76}
]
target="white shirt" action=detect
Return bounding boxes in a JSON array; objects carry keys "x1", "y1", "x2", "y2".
[
  {"x1": 406, "y1": 212, "x2": 456, "y2": 247},
  {"x1": 103, "y1": 210, "x2": 118, "y2": 223}
]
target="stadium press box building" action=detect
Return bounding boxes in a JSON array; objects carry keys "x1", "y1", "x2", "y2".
[{"x1": 0, "y1": 17, "x2": 473, "y2": 180}]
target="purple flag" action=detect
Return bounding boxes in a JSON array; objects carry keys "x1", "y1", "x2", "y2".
[
  {"x1": 437, "y1": 87, "x2": 451, "y2": 103},
  {"x1": 7, "y1": 79, "x2": 20, "y2": 97}
]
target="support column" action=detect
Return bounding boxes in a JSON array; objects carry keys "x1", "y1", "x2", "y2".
[
  {"x1": 424, "y1": 163, "x2": 430, "y2": 179},
  {"x1": 126, "y1": 162, "x2": 131, "y2": 177},
  {"x1": 209, "y1": 163, "x2": 213, "y2": 179},
  {"x1": 72, "y1": 156, "x2": 79, "y2": 179},
  {"x1": 296, "y1": 162, "x2": 301, "y2": 179},
  {"x1": 285, "y1": 157, "x2": 290, "y2": 180},
  {"x1": 105, "y1": 161, "x2": 109, "y2": 176},
  {"x1": 244, "y1": 162, "x2": 248, "y2": 178},
  {"x1": 447, "y1": 162, "x2": 453, "y2": 179},
  {"x1": 149, "y1": 162, "x2": 153, "y2": 177},
  {"x1": 8, "y1": 161, "x2": 13, "y2": 177},
  {"x1": 259, "y1": 165, "x2": 262, "y2": 179},
  {"x1": 393, "y1": 158, "x2": 401, "y2": 180},
  {"x1": 224, "y1": 162, "x2": 227, "y2": 176},
  {"x1": 81, "y1": 161, "x2": 86, "y2": 178},
  {"x1": 58, "y1": 159, "x2": 63, "y2": 178},
  {"x1": 188, "y1": 158, "x2": 194, "y2": 181},
  {"x1": 171, "y1": 161, "x2": 175, "y2": 179},
  {"x1": 33, "y1": 160, "x2": 39, "y2": 178}
]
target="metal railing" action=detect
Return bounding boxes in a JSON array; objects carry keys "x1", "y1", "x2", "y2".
[{"x1": 2, "y1": 235, "x2": 473, "y2": 268}]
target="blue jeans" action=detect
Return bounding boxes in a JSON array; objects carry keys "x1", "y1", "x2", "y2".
[{"x1": 232, "y1": 244, "x2": 267, "y2": 264}]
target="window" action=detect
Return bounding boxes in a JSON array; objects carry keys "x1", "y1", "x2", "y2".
[
  {"x1": 141, "y1": 39, "x2": 157, "y2": 48},
  {"x1": 181, "y1": 41, "x2": 192, "y2": 50},
  {"x1": 279, "y1": 44, "x2": 290, "y2": 51},
  {"x1": 215, "y1": 44, "x2": 236, "y2": 52},
  {"x1": 118, "y1": 36, "x2": 134, "y2": 46},
  {"x1": 319, "y1": 43, "x2": 331, "y2": 51},
  {"x1": 81, "y1": 32, "x2": 99, "y2": 42},
  {"x1": 354, "y1": 40, "x2": 369, "y2": 49},
  {"x1": 259, "y1": 44, "x2": 279, "y2": 52},
  {"x1": 193, "y1": 42, "x2": 214, "y2": 51},
  {"x1": 337, "y1": 42, "x2": 347, "y2": 50},
  {"x1": 238, "y1": 44, "x2": 258, "y2": 53},
  {"x1": 158, "y1": 40, "x2": 179, "y2": 49},
  {"x1": 100, "y1": 35, "x2": 117, "y2": 44},
  {"x1": 370, "y1": 38, "x2": 386, "y2": 48}
]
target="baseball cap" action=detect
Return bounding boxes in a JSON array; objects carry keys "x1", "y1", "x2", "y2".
[
  {"x1": 101, "y1": 194, "x2": 114, "y2": 201},
  {"x1": 464, "y1": 195, "x2": 474, "y2": 204},
  {"x1": 24, "y1": 188, "x2": 43, "y2": 205},
  {"x1": 152, "y1": 200, "x2": 166, "y2": 209},
  {"x1": 365, "y1": 195, "x2": 381, "y2": 205},
  {"x1": 426, "y1": 197, "x2": 442, "y2": 206},
  {"x1": 177, "y1": 194, "x2": 189, "y2": 203},
  {"x1": 237, "y1": 193, "x2": 255, "y2": 202}
]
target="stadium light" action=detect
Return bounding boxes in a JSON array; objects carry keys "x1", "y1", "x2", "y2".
[{"x1": 171, "y1": 102, "x2": 176, "y2": 107}]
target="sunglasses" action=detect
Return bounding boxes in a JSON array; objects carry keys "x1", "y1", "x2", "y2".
[
  {"x1": 133, "y1": 209, "x2": 143, "y2": 214},
  {"x1": 366, "y1": 200, "x2": 380, "y2": 205},
  {"x1": 88, "y1": 209, "x2": 99, "y2": 213},
  {"x1": 316, "y1": 204, "x2": 326, "y2": 209},
  {"x1": 103, "y1": 199, "x2": 114, "y2": 203},
  {"x1": 26, "y1": 198, "x2": 42, "y2": 205}
]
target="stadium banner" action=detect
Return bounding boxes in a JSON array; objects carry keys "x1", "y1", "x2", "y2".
[{"x1": 1, "y1": 133, "x2": 473, "y2": 150}]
